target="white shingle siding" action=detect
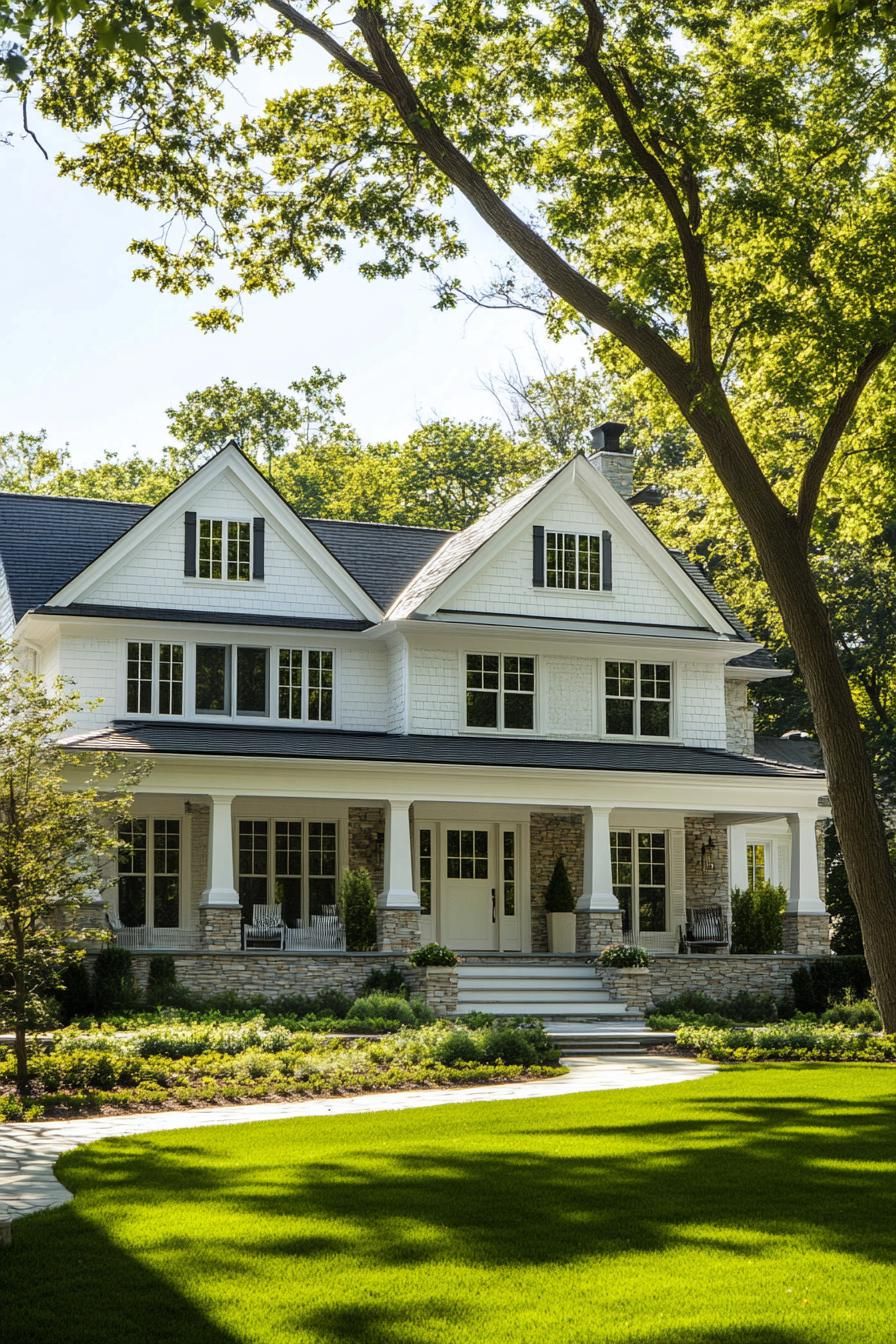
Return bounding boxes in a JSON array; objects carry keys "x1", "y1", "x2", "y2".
[
  {"x1": 409, "y1": 648, "x2": 459, "y2": 734},
  {"x1": 78, "y1": 476, "x2": 355, "y2": 620},
  {"x1": 386, "y1": 639, "x2": 408, "y2": 734},
  {"x1": 0, "y1": 560, "x2": 14, "y2": 640},
  {"x1": 339, "y1": 645, "x2": 388, "y2": 731},
  {"x1": 447, "y1": 492, "x2": 701, "y2": 627},
  {"x1": 59, "y1": 635, "x2": 119, "y2": 730},
  {"x1": 678, "y1": 663, "x2": 727, "y2": 750},
  {"x1": 542, "y1": 657, "x2": 597, "y2": 737}
]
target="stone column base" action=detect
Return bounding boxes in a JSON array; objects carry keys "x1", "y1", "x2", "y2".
[
  {"x1": 199, "y1": 905, "x2": 243, "y2": 952},
  {"x1": 376, "y1": 908, "x2": 421, "y2": 954},
  {"x1": 576, "y1": 909, "x2": 623, "y2": 954},
  {"x1": 420, "y1": 966, "x2": 458, "y2": 1017},
  {"x1": 783, "y1": 912, "x2": 830, "y2": 956}
]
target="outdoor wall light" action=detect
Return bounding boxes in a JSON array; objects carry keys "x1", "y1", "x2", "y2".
[{"x1": 701, "y1": 835, "x2": 716, "y2": 873}]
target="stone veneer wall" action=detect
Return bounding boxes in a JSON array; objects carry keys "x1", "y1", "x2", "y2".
[
  {"x1": 529, "y1": 811, "x2": 585, "y2": 952},
  {"x1": 348, "y1": 806, "x2": 385, "y2": 891},
  {"x1": 646, "y1": 954, "x2": 816, "y2": 1007},
  {"x1": 724, "y1": 680, "x2": 755, "y2": 756},
  {"x1": 684, "y1": 815, "x2": 730, "y2": 918},
  {"x1": 124, "y1": 951, "x2": 423, "y2": 999}
]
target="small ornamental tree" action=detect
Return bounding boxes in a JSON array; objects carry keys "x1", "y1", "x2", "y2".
[
  {"x1": 544, "y1": 857, "x2": 575, "y2": 913},
  {"x1": 730, "y1": 883, "x2": 786, "y2": 955},
  {"x1": 338, "y1": 867, "x2": 377, "y2": 951},
  {"x1": 0, "y1": 643, "x2": 145, "y2": 1092}
]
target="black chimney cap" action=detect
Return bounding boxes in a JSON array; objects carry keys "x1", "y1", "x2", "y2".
[{"x1": 590, "y1": 421, "x2": 629, "y2": 454}]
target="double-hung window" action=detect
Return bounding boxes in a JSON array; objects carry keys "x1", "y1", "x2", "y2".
[
  {"x1": 465, "y1": 654, "x2": 535, "y2": 731},
  {"x1": 126, "y1": 641, "x2": 184, "y2": 716},
  {"x1": 546, "y1": 531, "x2": 602, "y2": 590},
  {"x1": 198, "y1": 518, "x2": 251, "y2": 581},
  {"x1": 277, "y1": 649, "x2": 334, "y2": 723},
  {"x1": 605, "y1": 661, "x2": 672, "y2": 737},
  {"x1": 611, "y1": 830, "x2": 667, "y2": 935},
  {"x1": 117, "y1": 819, "x2": 182, "y2": 928}
]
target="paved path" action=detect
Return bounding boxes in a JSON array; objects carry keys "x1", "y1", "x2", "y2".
[{"x1": 1, "y1": 1055, "x2": 713, "y2": 1223}]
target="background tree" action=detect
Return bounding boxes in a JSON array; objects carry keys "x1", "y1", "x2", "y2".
[{"x1": 0, "y1": 644, "x2": 143, "y2": 1093}]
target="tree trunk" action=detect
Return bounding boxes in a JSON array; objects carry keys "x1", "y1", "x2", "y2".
[
  {"x1": 13, "y1": 956, "x2": 30, "y2": 1096},
  {"x1": 692, "y1": 410, "x2": 896, "y2": 1030}
]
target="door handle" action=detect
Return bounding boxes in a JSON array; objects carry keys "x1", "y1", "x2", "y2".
[{"x1": 492, "y1": 889, "x2": 497, "y2": 923}]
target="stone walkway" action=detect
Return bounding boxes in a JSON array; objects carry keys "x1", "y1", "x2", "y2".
[{"x1": 1, "y1": 1055, "x2": 714, "y2": 1223}]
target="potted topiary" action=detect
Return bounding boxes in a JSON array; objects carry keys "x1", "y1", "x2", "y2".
[{"x1": 545, "y1": 857, "x2": 576, "y2": 953}]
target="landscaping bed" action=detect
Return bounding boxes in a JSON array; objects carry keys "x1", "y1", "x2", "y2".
[{"x1": 0, "y1": 1016, "x2": 564, "y2": 1121}]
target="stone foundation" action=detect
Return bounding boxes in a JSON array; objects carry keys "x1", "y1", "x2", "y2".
[
  {"x1": 376, "y1": 908, "x2": 421, "y2": 954},
  {"x1": 199, "y1": 905, "x2": 242, "y2": 952},
  {"x1": 575, "y1": 909, "x2": 623, "y2": 953},
  {"x1": 530, "y1": 811, "x2": 585, "y2": 952},
  {"x1": 123, "y1": 951, "x2": 411, "y2": 999},
  {"x1": 600, "y1": 967, "x2": 652, "y2": 1016},
  {"x1": 646, "y1": 953, "x2": 817, "y2": 1008},
  {"x1": 419, "y1": 966, "x2": 459, "y2": 1017},
  {"x1": 783, "y1": 912, "x2": 830, "y2": 956}
]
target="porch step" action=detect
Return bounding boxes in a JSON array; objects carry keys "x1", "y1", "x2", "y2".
[
  {"x1": 547, "y1": 1023, "x2": 674, "y2": 1056},
  {"x1": 456, "y1": 964, "x2": 623, "y2": 1018}
]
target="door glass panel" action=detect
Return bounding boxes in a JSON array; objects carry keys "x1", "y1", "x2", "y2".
[
  {"x1": 611, "y1": 830, "x2": 633, "y2": 934},
  {"x1": 747, "y1": 843, "x2": 766, "y2": 888},
  {"x1": 446, "y1": 829, "x2": 489, "y2": 880},
  {"x1": 152, "y1": 820, "x2": 180, "y2": 927},
  {"x1": 236, "y1": 647, "x2": 268, "y2": 715},
  {"x1": 118, "y1": 820, "x2": 147, "y2": 926},
  {"x1": 238, "y1": 820, "x2": 269, "y2": 923},
  {"x1": 275, "y1": 821, "x2": 302, "y2": 926},
  {"x1": 308, "y1": 821, "x2": 338, "y2": 915},
  {"x1": 502, "y1": 830, "x2": 515, "y2": 916},
  {"x1": 637, "y1": 831, "x2": 667, "y2": 932},
  {"x1": 195, "y1": 645, "x2": 230, "y2": 714},
  {"x1": 418, "y1": 829, "x2": 432, "y2": 915}
]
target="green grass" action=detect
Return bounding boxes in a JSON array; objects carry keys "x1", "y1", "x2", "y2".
[{"x1": 3, "y1": 1065, "x2": 895, "y2": 1344}]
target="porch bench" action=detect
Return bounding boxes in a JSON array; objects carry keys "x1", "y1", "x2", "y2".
[{"x1": 681, "y1": 904, "x2": 729, "y2": 953}]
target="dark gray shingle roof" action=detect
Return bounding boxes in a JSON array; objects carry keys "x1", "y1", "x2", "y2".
[
  {"x1": 303, "y1": 518, "x2": 450, "y2": 609},
  {"x1": 64, "y1": 721, "x2": 824, "y2": 778},
  {"x1": 668, "y1": 550, "x2": 777, "y2": 670},
  {"x1": 754, "y1": 734, "x2": 824, "y2": 770}
]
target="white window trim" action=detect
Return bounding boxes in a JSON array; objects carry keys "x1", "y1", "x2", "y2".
[
  {"x1": 611, "y1": 827, "x2": 670, "y2": 937},
  {"x1": 459, "y1": 650, "x2": 539, "y2": 736},
  {"x1": 234, "y1": 815, "x2": 341, "y2": 924},
  {"x1": 191, "y1": 514, "x2": 256, "y2": 585},
  {"x1": 121, "y1": 639, "x2": 339, "y2": 727},
  {"x1": 543, "y1": 529, "x2": 606, "y2": 594},
  {"x1": 599, "y1": 659, "x2": 676, "y2": 743}
]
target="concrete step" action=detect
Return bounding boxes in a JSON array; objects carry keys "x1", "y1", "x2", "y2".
[
  {"x1": 458, "y1": 965, "x2": 598, "y2": 979},
  {"x1": 456, "y1": 984, "x2": 611, "y2": 1001},
  {"x1": 456, "y1": 1000, "x2": 626, "y2": 1018}
]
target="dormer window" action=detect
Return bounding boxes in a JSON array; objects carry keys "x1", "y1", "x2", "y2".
[
  {"x1": 546, "y1": 531, "x2": 601, "y2": 590},
  {"x1": 199, "y1": 518, "x2": 251, "y2": 581}
]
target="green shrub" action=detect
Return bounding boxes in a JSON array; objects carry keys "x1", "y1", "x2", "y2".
[
  {"x1": 544, "y1": 857, "x2": 575, "y2": 913},
  {"x1": 145, "y1": 956, "x2": 182, "y2": 1008},
  {"x1": 92, "y1": 946, "x2": 138, "y2": 1015},
  {"x1": 647, "y1": 1010, "x2": 736, "y2": 1031},
  {"x1": 339, "y1": 868, "x2": 377, "y2": 951},
  {"x1": 479, "y1": 1025, "x2": 538, "y2": 1066},
  {"x1": 676, "y1": 1020, "x2": 896, "y2": 1062},
  {"x1": 346, "y1": 993, "x2": 417, "y2": 1026},
  {"x1": 599, "y1": 944, "x2": 649, "y2": 968},
  {"x1": 57, "y1": 959, "x2": 93, "y2": 1023},
  {"x1": 791, "y1": 956, "x2": 871, "y2": 1013},
  {"x1": 730, "y1": 882, "x2": 785, "y2": 953},
  {"x1": 360, "y1": 965, "x2": 410, "y2": 998},
  {"x1": 408, "y1": 943, "x2": 458, "y2": 967},
  {"x1": 435, "y1": 1030, "x2": 484, "y2": 1064},
  {"x1": 821, "y1": 996, "x2": 881, "y2": 1029}
]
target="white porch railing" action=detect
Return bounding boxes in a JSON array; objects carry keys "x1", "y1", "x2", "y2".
[
  {"x1": 111, "y1": 921, "x2": 345, "y2": 952},
  {"x1": 110, "y1": 925, "x2": 201, "y2": 951}
]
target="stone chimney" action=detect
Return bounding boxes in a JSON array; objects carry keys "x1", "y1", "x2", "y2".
[{"x1": 588, "y1": 421, "x2": 634, "y2": 498}]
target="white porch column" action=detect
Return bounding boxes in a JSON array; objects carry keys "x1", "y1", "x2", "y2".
[
  {"x1": 784, "y1": 811, "x2": 829, "y2": 956},
  {"x1": 200, "y1": 793, "x2": 239, "y2": 907},
  {"x1": 729, "y1": 824, "x2": 749, "y2": 892},
  {"x1": 786, "y1": 812, "x2": 825, "y2": 914},
  {"x1": 576, "y1": 806, "x2": 622, "y2": 953},
  {"x1": 578, "y1": 806, "x2": 617, "y2": 911},
  {"x1": 377, "y1": 801, "x2": 421, "y2": 954}
]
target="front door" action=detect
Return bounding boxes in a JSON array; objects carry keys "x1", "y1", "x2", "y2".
[{"x1": 442, "y1": 825, "x2": 496, "y2": 950}]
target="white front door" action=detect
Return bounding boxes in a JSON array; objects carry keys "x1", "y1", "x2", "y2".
[{"x1": 442, "y1": 824, "x2": 497, "y2": 950}]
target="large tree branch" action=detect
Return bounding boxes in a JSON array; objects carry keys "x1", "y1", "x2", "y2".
[
  {"x1": 796, "y1": 340, "x2": 894, "y2": 548},
  {"x1": 350, "y1": 7, "x2": 691, "y2": 400},
  {"x1": 576, "y1": 0, "x2": 713, "y2": 375},
  {"x1": 264, "y1": 0, "x2": 386, "y2": 91}
]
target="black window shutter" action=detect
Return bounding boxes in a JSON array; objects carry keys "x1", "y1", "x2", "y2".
[
  {"x1": 184, "y1": 511, "x2": 197, "y2": 577},
  {"x1": 252, "y1": 516, "x2": 265, "y2": 580},
  {"x1": 601, "y1": 530, "x2": 613, "y2": 591},
  {"x1": 532, "y1": 525, "x2": 545, "y2": 587}
]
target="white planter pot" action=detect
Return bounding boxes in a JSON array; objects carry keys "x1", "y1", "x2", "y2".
[{"x1": 547, "y1": 912, "x2": 577, "y2": 954}]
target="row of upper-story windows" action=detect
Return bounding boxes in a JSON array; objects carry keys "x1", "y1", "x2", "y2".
[
  {"x1": 463, "y1": 653, "x2": 672, "y2": 738},
  {"x1": 126, "y1": 641, "x2": 333, "y2": 723}
]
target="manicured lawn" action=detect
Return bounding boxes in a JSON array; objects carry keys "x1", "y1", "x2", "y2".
[{"x1": 4, "y1": 1066, "x2": 895, "y2": 1344}]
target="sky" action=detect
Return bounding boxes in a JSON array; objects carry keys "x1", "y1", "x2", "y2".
[{"x1": 1, "y1": 47, "x2": 590, "y2": 471}]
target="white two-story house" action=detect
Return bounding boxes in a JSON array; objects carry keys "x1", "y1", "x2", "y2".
[{"x1": 0, "y1": 429, "x2": 830, "y2": 986}]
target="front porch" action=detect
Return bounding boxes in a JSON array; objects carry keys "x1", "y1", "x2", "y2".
[{"x1": 104, "y1": 786, "x2": 830, "y2": 962}]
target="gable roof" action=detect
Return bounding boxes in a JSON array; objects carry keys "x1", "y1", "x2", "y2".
[{"x1": 0, "y1": 490, "x2": 449, "y2": 622}]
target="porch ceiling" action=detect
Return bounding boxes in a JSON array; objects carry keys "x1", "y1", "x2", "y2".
[{"x1": 62, "y1": 722, "x2": 825, "y2": 781}]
